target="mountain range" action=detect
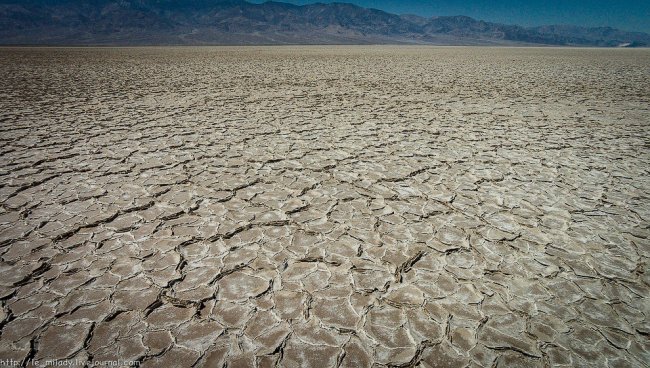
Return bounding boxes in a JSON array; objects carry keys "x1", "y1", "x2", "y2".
[{"x1": 1, "y1": 0, "x2": 648, "y2": 46}]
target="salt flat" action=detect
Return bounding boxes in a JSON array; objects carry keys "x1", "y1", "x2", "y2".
[{"x1": 0, "y1": 46, "x2": 649, "y2": 367}]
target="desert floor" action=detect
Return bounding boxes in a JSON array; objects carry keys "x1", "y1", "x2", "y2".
[{"x1": 0, "y1": 46, "x2": 649, "y2": 367}]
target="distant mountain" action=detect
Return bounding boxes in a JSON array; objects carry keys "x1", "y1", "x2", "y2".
[{"x1": 0, "y1": 0, "x2": 648, "y2": 46}]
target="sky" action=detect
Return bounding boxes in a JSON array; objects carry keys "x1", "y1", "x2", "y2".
[{"x1": 251, "y1": 0, "x2": 650, "y2": 33}]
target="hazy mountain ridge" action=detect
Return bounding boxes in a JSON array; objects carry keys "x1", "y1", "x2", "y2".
[{"x1": 1, "y1": 0, "x2": 648, "y2": 46}]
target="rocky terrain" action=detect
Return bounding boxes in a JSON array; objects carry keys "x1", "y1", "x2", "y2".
[
  {"x1": 0, "y1": 46, "x2": 649, "y2": 367},
  {"x1": 1, "y1": 0, "x2": 649, "y2": 46}
]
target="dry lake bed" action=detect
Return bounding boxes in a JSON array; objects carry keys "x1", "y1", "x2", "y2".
[{"x1": 0, "y1": 46, "x2": 649, "y2": 367}]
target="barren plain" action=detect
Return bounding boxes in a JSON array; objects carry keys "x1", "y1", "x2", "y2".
[{"x1": 0, "y1": 47, "x2": 649, "y2": 367}]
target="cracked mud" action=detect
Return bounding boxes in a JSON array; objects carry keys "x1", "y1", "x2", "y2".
[{"x1": 0, "y1": 46, "x2": 649, "y2": 367}]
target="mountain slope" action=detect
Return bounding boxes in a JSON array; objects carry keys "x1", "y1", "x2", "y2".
[{"x1": 0, "y1": 0, "x2": 648, "y2": 46}]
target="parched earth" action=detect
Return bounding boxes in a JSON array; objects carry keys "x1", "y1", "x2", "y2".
[{"x1": 0, "y1": 46, "x2": 649, "y2": 368}]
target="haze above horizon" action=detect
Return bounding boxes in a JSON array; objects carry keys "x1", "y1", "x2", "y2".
[{"x1": 250, "y1": 0, "x2": 650, "y2": 33}]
